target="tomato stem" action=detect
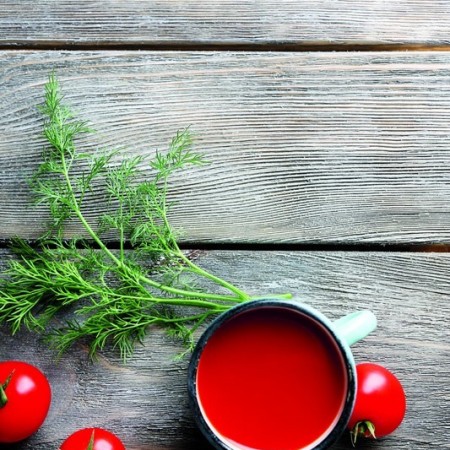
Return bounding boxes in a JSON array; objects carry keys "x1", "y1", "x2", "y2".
[
  {"x1": 86, "y1": 430, "x2": 95, "y2": 450},
  {"x1": 350, "y1": 420, "x2": 376, "y2": 446},
  {"x1": 0, "y1": 370, "x2": 15, "y2": 408},
  {"x1": 0, "y1": 386, "x2": 7, "y2": 407}
]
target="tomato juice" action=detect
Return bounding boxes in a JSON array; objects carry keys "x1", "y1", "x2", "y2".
[{"x1": 196, "y1": 307, "x2": 348, "y2": 450}]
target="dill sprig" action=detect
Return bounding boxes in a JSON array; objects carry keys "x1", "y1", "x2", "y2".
[{"x1": 0, "y1": 74, "x2": 291, "y2": 361}]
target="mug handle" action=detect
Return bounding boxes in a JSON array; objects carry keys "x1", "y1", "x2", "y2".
[{"x1": 332, "y1": 310, "x2": 377, "y2": 346}]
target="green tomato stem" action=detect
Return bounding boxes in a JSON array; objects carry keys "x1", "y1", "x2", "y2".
[
  {"x1": 350, "y1": 420, "x2": 376, "y2": 446},
  {"x1": 86, "y1": 430, "x2": 95, "y2": 450},
  {"x1": 0, "y1": 385, "x2": 7, "y2": 408},
  {"x1": 0, "y1": 370, "x2": 15, "y2": 408}
]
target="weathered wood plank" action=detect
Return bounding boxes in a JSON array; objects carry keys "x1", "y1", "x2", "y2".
[
  {"x1": 0, "y1": 250, "x2": 448, "y2": 449},
  {"x1": 2, "y1": 51, "x2": 450, "y2": 244},
  {"x1": 1, "y1": 1, "x2": 450, "y2": 47}
]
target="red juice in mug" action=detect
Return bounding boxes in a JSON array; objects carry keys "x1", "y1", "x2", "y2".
[{"x1": 196, "y1": 307, "x2": 348, "y2": 450}]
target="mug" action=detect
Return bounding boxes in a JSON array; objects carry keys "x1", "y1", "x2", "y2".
[{"x1": 188, "y1": 299, "x2": 377, "y2": 450}]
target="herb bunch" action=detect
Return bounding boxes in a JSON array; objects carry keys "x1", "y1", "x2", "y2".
[{"x1": 0, "y1": 74, "x2": 291, "y2": 360}]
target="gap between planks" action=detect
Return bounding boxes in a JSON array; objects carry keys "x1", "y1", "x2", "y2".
[
  {"x1": 3, "y1": 42, "x2": 450, "y2": 52},
  {"x1": 0, "y1": 239, "x2": 448, "y2": 253}
]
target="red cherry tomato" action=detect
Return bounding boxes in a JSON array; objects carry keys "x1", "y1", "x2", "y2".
[
  {"x1": 0, "y1": 360, "x2": 52, "y2": 443},
  {"x1": 60, "y1": 427, "x2": 126, "y2": 450},
  {"x1": 348, "y1": 362, "x2": 406, "y2": 443}
]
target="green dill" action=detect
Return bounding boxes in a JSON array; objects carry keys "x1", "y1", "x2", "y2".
[{"x1": 0, "y1": 74, "x2": 291, "y2": 361}]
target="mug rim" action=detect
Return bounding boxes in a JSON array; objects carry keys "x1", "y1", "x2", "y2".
[{"x1": 188, "y1": 299, "x2": 357, "y2": 450}]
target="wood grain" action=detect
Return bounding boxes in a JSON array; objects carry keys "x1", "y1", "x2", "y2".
[
  {"x1": 1, "y1": 1, "x2": 450, "y2": 48},
  {"x1": 0, "y1": 250, "x2": 448, "y2": 449},
  {"x1": 2, "y1": 51, "x2": 450, "y2": 244}
]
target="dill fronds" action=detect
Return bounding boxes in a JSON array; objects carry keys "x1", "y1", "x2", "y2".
[{"x1": 0, "y1": 74, "x2": 291, "y2": 361}]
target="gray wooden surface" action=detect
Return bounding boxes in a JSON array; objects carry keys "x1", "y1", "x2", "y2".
[
  {"x1": 1, "y1": 2, "x2": 450, "y2": 450},
  {"x1": 0, "y1": 250, "x2": 449, "y2": 450},
  {"x1": 2, "y1": 51, "x2": 450, "y2": 244},
  {"x1": 1, "y1": 1, "x2": 450, "y2": 48}
]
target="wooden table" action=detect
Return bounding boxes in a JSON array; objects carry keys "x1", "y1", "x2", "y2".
[{"x1": 1, "y1": 2, "x2": 449, "y2": 449}]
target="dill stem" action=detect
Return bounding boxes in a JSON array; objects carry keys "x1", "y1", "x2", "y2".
[
  {"x1": 179, "y1": 251, "x2": 250, "y2": 301},
  {"x1": 76, "y1": 196, "x2": 241, "y2": 304},
  {"x1": 162, "y1": 313, "x2": 209, "y2": 323},
  {"x1": 119, "y1": 204, "x2": 125, "y2": 262},
  {"x1": 60, "y1": 152, "x2": 245, "y2": 305},
  {"x1": 127, "y1": 311, "x2": 217, "y2": 328},
  {"x1": 159, "y1": 198, "x2": 250, "y2": 301},
  {"x1": 89, "y1": 291, "x2": 230, "y2": 311}
]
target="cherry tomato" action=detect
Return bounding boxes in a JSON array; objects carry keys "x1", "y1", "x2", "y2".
[
  {"x1": 348, "y1": 362, "x2": 406, "y2": 443},
  {"x1": 60, "y1": 427, "x2": 126, "y2": 450},
  {"x1": 0, "y1": 360, "x2": 52, "y2": 443}
]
